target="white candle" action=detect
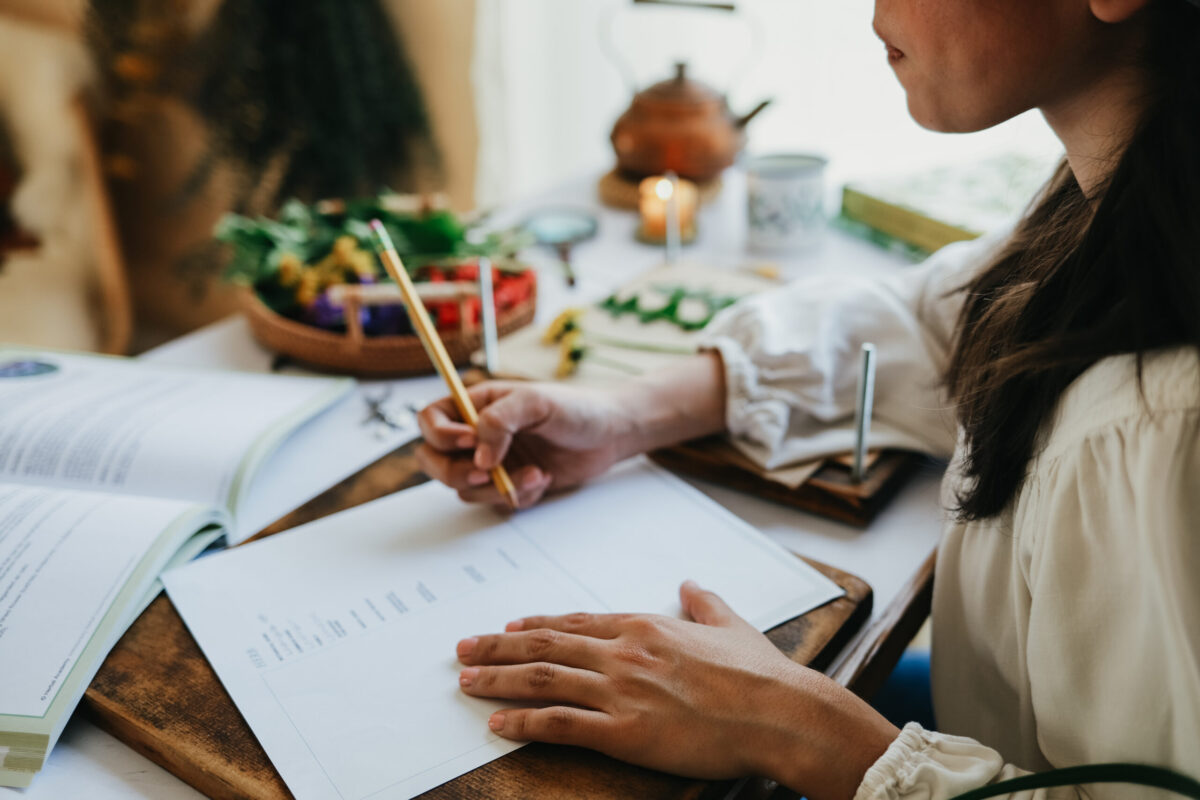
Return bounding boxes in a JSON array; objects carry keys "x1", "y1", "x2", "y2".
[{"x1": 662, "y1": 173, "x2": 681, "y2": 263}]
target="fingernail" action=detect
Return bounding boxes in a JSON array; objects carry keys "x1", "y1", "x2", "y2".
[
  {"x1": 488, "y1": 713, "x2": 505, "y2": 731},
  {"x1": 459, "y1": 667, "x2": 479, "y2": 687},
  {"x1": 520, "y1": 468, "x2": 543, "y2": 490},
  {"x1": 457, "y1": 637, "x2": 478, "y2": 658},
  {"x1": 682, "y1": 579, "x2": 700, "y2": 592},
  {"x1": 505, "y1": 619, "x2": 524, "y2": 632},
  {"x1": 475, "y1": 444, "x2": 493, "y2": 468},
  {"x1": 467, "y1": 470, "x2": 490, "y2": 486},
  {"x1": 456, "y1": 434, "x2": 476, "y2": 449}
]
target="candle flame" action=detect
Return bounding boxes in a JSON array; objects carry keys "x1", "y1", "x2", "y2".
[{"x1": 655, "y1": 178, "x2": 674, "y2": 201}]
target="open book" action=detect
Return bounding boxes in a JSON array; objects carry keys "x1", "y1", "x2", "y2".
[{"x1": 0, "y1": 348, "x2": 352, "y2": 787}]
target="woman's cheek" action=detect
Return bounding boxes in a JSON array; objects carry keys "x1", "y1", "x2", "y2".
[{"x1": 894, "y1": 66, "x2": 960, "y2": 133}]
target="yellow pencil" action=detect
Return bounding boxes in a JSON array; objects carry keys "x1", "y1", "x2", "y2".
[{"x1": 367, "y1": 219, "x2": 519, "y2": 509}]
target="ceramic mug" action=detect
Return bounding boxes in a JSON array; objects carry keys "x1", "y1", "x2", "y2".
[{"x1": 746, "y1": 154, "x2": 828, "y2": 253}]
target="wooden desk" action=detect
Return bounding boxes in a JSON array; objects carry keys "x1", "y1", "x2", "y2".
[
  {"x1": 76, "y1": 363, "x2": 933, "y2": 800},
  {"x1": 84, "y1": 442, "x2": 877, "y2": 800}
]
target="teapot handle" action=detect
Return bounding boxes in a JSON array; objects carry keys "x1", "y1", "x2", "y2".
[{"x1": 599, "y1": 0, "x2": 765, "y2": 97}]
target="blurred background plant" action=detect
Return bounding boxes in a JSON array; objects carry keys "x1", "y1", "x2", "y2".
[{"x1": 87, "y1": 0, "x2": 439, "y2": 213}]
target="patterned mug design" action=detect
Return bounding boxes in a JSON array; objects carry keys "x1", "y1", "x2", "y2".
[{"x1": 746, "y1": 154, "x2": 828, "y2": 253}]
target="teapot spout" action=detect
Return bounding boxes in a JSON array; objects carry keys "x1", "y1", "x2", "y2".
[{"x1": 735, "y1": 99, "x2": 772, "y2": 129}]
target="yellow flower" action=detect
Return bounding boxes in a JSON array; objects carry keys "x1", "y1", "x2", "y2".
[
  {"x1": 312, "y1": 236, "x2": 377, "y2": 282},
  {"x1": 555, "y1": 330, "x2": 587, "y2": 378},
  {"x1": 749, "y1": 262, "x2": 781, "y2": 281},
  {"x1": 543, "y1": 308, "x2": 583, "y2": 344},
  {"x1": 295, "y1": 270, "x2": 321, "y2": 307},
  {"x1": 347, "y1": 249, "x2": 377, "y2": 280},
  {"x1": 330, "y1": 235, "x2": 357, "y2": 263},
  {"x1": 313, "y1": 236, "x2": 355, "y2": 274},
  {"x1": 277, "y1": 253, "x2": 303, "y2": 286}
]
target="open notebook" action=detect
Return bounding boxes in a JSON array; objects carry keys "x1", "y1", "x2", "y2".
[{"x1": 0, "y1": 349, "x2": 354, "y2": 787}]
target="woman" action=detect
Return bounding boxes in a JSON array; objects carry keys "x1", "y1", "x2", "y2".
[{"x1": 416, "y1": 0, "x2": 1200, "y2": 797}]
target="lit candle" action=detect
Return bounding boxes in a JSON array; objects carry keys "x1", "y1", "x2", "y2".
[{"x1": 637, "y1": 175, "x2": 697, "y2": 251}]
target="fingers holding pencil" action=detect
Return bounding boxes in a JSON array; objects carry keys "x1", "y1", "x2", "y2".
[
  {"x1": 415, "y1": 406, "x2": 553, "y2": 510},
  {"x1": 415, "y1": 379, "x2": 635, "y2": 511},
  {"x1": 418, "y1": 382, "x2": 553, "y2": 467},
  {"x1": 417, "y1": 384, "x2": 558, "y2": 511},
  {"x1": 367, "y1": 219, "x2": 520, "y2": 509},
  {"x1": 471, "y1": 465, "x2": 553, "y2": 509},
  {"x1": 415, "y1": 444, "x2": 550, "y2": 510}
]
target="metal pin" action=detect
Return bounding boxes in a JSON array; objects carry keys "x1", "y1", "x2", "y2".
[
  {"x1": 478, "y1": 257, "x2": 500, "y2": 375},
  {"x1": 851, "y1": 343, "x2": 877, "y2": 483}
]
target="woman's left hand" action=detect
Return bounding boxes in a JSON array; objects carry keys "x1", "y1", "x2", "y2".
[{"x1": 455, "y1": 581, "x2": 898, "y2": 800}]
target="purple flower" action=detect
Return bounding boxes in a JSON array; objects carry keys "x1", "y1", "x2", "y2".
[
  {"x1": 363, "y1": 303, "x2": 413, "y2": 336},
  {"x1": 304, "y1": 292, "x2": 349, "y2": 330}
]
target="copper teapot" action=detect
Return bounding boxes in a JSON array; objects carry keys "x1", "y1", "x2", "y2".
[{"x1": 610, "y1": 61, "x2": 770, "y2": 183}]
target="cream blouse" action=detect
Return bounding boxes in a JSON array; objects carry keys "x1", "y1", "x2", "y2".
[{"x1": 701, "y1": 233, "x2": 1200, "y2": 799}]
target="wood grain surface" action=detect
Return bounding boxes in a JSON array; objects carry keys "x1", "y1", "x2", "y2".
[
  {"x1": 84, "y1": 442, "x2": 874, "y2": 800},
  {"x1": 829, "y1": 550, "x2": 935, "y2": 700}
]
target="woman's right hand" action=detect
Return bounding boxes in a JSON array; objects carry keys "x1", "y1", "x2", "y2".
[
  {"x1": 416, "y1": 381, "x2": 639, "y2": 508},
  {"x1": 417, "y1": 353, "x2": 729, "y2": 508}
]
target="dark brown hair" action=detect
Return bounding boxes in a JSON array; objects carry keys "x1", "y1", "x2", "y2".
[{"x1": 944, "y1": 0, "x2": 1200, "y2": 520}]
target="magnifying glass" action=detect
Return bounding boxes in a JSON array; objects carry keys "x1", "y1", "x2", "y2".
[{"x1": 521, "y1": 208, "x2": 599, "y2": 288}]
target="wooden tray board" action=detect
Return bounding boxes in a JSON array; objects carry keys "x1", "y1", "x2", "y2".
[
  {"x1": 84, "y1": 442, "x2": 872, "y2": 800},
  {"x1": 651, "y1": 438, "x2": 921, "y2": 527}
]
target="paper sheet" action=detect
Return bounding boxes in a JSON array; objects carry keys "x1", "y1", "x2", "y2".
[
  {"x1": 231, "y1": 377, "x2": 447, "y2": 542},
  {"x1": 165, "y1": 460, "x2": 842, "y2": 800}
]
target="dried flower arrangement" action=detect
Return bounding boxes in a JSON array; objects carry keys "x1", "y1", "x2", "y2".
[{"x1": 217, "y1": 195, "x2": 537, "y2": 374}]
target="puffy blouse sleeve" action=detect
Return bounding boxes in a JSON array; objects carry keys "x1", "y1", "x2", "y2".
[
  {"x1": 855, "y1": 355, "x2": 1200, "y2": 799},
  {"x1": 699, "y1": 232, "x2": 1008, "y2": 469}
]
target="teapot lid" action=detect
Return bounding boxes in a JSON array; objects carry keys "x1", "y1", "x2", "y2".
[{"x1": 638, "y1": 62, "x2": 722, "y2": 105}]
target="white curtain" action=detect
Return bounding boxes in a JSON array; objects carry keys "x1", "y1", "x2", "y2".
[{"x1": 472, "y1": 0, "x2": 1061, "y2": 208}]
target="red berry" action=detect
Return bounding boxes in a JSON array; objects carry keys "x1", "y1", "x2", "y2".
[{"x1": 465, "y1": 296, "x2": 482, "y2": 325}]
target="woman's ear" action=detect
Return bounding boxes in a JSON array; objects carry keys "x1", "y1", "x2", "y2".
[{"x1": 1089, "y1": 0, "x2": 1151, "y2": 24}]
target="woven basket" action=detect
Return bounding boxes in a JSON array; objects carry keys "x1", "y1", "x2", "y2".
[{"x1": 241, "y1": 283, "x2": 537, "y2": 377}]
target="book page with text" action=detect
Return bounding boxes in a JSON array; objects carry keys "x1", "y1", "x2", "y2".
[
  {"x1": 165, "y1": 460, "x2": 842, "y2": 800},
  {"x1": 0, "y1": 483, "x2": 222, "y2": 780},
  {"x1": 0, "y1": 351, "x2": 349, "y2": 514}
]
